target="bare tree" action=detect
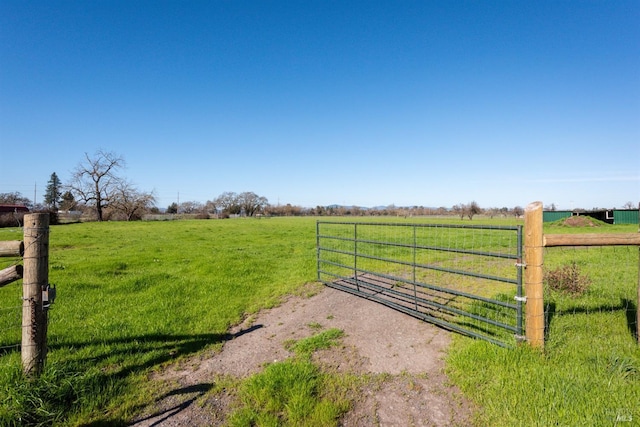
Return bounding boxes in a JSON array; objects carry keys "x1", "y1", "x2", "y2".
[
  {"x1": 204, "y1": 200, "x2": 218, "y2": 215},
  {"x1": 214, "y1": 192, "x2": 241, "y2": 215},
  {"x1": 485, "y1": 207, "x2": 500, "y2": 219},
  {"x1": 68, "y1": 150, "x2": 125, "y2": 221},
  {"x1": 110, "y1": 181, "x2": 156, "y2": 221},
  {"x1": 452, "y1": 202, "x2": 481, "y2": 220},
  {"x1": 238, "y1": 192, "x2": 268, "y2": 217},
  {"x1": 466, "y1": 201, "x2": 482, "y2": 220},
  {"x1": 623, "y1": 201, "x2": 636, "y2": 209},
  {"x1": 178, "y1": 201, "x2": 203, "y2": 214},
  {"x1": 452, "y1": 204, "x2": 465, "y2": 220}
]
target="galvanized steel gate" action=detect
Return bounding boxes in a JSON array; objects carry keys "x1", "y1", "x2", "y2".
[{"x1": 316, "y1": 221, "x2": 524, "y2": 347}]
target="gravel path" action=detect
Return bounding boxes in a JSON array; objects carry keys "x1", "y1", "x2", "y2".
[{"x1": 131, "y1": 285, "x2": 473, "y2": 426}]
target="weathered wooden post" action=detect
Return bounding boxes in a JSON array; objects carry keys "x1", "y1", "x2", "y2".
[
  {"x1": 22, "y1": 213, "x2": 49, "y2": 376},
  {"x1": 524, "y1": 201, "x2": 545, "y2": 348},
  {"x1": 0, "y1": 240, "x2": 24, "y2": 257},
  {"x1": 0, "y1": 241, "x2": 24, "y2": 287},
  {"x1": 0, "y1": 265, "x2": 23, "y2": 288}
]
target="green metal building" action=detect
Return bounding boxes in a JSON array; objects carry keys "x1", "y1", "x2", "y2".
[
  {"x1": 543, "y1": 209, "x2": 638, "y2": 224},
  {"x1": 543, "y1": 211, "x2": 572, "y2": 222},
  {"x1": 613, "y1": 209, "x2": 639, "y2": 224}
]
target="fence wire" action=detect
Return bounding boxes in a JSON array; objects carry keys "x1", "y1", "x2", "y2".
[
  {"x1": 1, "y1": 231, "x2": 24, "y2": 354},
  {"x1": 0, "y1": 264, "x2": 23, "y2": 354}
]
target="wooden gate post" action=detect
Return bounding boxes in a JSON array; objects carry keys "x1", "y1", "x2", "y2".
[
  {"x1": 524, "y1": 202, "x2": 545, "y2": 348},
  {"x1": 22, "y1": 213, "x2": 49, "y2": 376}
]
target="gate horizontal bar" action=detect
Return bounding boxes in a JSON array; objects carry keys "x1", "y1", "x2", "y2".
[
  {"x1": 323, "y1": 280, "x2": 512, "y2": 348},
  {"x1": 340, "y1": 275, "x2": 517, "y2": 332},
  {"x1": 317, "y1": 234, "x2": 519, "y2": 260},
  {"x1": 319, "y1": 259, "x2": 518, "y2": 310},
  {"x1": 319, "y1": 245, "x2": 518, "y2": 285},
  {"x1": 318, "y1": 268, "x2": 518, "y2": 310}
]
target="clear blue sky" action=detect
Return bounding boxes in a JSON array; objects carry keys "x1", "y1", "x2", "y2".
[{"x1": 1, "y1": 1, "x2": 638, "y2": 210}]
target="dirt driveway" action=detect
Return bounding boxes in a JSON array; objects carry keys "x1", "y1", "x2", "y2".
[{"x1": 131, "y1": 284, "x2": 474, "y2": 426}]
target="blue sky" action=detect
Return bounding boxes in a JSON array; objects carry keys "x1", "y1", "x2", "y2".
[{"x1": 1, "y1": 1, "x2": 638, "y2": 210}]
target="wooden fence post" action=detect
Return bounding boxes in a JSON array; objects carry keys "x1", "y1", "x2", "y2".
[
  {"x1": 22, "y1": 213, "x2": 49, "y2": 377},
  {"x1": 524, "y1": 201, "x2": 545, "y2": 348}
]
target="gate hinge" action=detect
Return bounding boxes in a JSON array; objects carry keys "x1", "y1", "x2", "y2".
[
  {"x1": 514, "y1": 295, "x2": 527, "y2": 303},
  {"x1": 514, "y1": 334, "x2": 526, "y2": 342},
  {"x1": 515, "y1": 262, "x2": 526, "y2": 268}
]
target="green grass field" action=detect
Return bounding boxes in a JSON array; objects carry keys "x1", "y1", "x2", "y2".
[
  {"x1": 1, "y1": 216, "x2": 639, "y2": 426},
  {"x1": 1, "y1": 218, "x2": 319, "y2": 425}
]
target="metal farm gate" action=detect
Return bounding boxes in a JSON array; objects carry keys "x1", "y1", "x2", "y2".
[{"x1": 317, "y1": 221, "x2": 524, "y2": 347}]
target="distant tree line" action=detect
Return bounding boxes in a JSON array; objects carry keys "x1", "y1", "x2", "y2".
[
  {"x1": 166, "y1": 191, "x2": 269, "y2": 218},
  {"x1": 2, "y1": 148, "x2": 636, "y2": 226},
  {"x1": 257, "y1": 202, "x2": 526, "y2": 219},
  {"x1": 161, "y1": 199, "x2": 529, "y2": 219}
]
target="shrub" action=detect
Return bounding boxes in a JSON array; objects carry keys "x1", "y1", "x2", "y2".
[
  {"x1": 545, "y1": 262, "x2": 591, "y2": 296},
  {"x1": 0, "y1": 212, "x2": 24, "y2": 227}
]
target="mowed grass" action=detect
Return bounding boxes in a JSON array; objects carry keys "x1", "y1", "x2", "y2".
[
  {"x1": 1, "y1": 216, "x2": 639, "y2": 426},
  {"x1": 0, "y1": 217, "x2": 319, "y2": 425}
]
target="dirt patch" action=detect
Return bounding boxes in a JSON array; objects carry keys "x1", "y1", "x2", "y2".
[
  {"x1": 131, "y1": 285, "x2": 474, "y2": 426},
  {"x1": 559, "y1": 216, "x2": 603, "y2": 227}
]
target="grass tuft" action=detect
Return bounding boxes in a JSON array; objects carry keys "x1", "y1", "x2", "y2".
[
  {"x1": 228, "y1": 329, "x2": 350, "y2": 426},
  {"x1": 286, "y1": 329, "x2": 345, "y2": 356}
]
